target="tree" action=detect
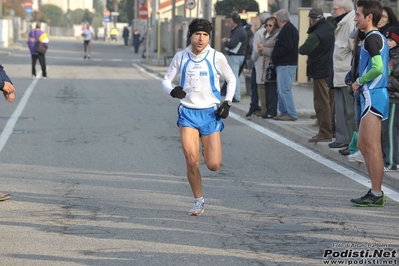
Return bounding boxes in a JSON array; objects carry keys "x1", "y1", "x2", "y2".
[
  {"x1": 93, "y1": 0, "x2": 104, "y2": 14},
  {"x1": 268, "y1": 1, "x2": 280, "y2": 14},
  {"x1": 3, "y1": 0, "x2": 26, "y2": 18},
  {"x1": 106, "y1": 0, "x2": 133, "y2": 23},
  {"x1": 41, "y1": 4, "x2": 65, "y2": 26},
  {"x1": 214, "y1": 0, "x2": 259, "y2": 17}
]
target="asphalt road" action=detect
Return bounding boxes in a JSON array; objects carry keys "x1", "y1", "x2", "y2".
[{"x1": 0, "y1": 38, "x2": 398, "y2": 266}]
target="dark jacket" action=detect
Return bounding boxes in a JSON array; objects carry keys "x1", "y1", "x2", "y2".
[
  {"x1": 271, "y1": 21, "x2": 299, "y2": 66},
  {"x1": 224, "y1": 24, "x2": 247, "y2": 56},
  {"x1": 244, "y1": 25, "x2": 254, "y2": 60},
  {"x1": 388, "y1": 46, "x2": 399, "y2": 102},
  {"x1": 122, "y1": 27, "x2": 129, "y2": 38},
  {"x1": 0, "y1": 64, "x2": 13, "y2": 91},
  {"x1": 299, "y1": 18, "x2": 335, "y2": 79}
]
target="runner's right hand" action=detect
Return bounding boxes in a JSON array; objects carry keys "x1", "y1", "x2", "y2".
[{"x1": 170, "y1": 86, "x2": 186, "y2": 99}]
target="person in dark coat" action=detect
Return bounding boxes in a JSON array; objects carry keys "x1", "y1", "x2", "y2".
[
  {"x1": 299, "y1": 8, "x2": 335, "y2": 142},
  {"x1": 133, "y1": 29, "x2": 141, "y2": 54},
  {"x1": 122, "y1": 26, "x2": 129, "y2": 46}
]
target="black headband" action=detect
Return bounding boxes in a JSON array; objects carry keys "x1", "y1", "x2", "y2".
[{"x1": 189, "y1": 24, "x2": 212, "y2": 38}]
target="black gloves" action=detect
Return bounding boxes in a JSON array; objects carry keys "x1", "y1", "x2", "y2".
[
  {"x1": 170, "y1": 86, "x2": 186, "y2": 99},
  {"x1": 215, "y1": 101, "x2": 231, "y2": 119}
]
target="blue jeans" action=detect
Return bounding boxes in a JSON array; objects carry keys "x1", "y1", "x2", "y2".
[
  {"x1": 250, "y1": 67, "x2": 260, "y2": 110},
  {"x1": 276, "y1": 65, "x2": 298, "y2": 118},
  {"x1": 228, "y1": 55, "x2": 245, "y2": 101}
]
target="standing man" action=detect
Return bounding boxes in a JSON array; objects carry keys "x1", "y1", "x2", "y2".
[
  {"x1": 27, "y1": 22, "x2": 49, "y2": 79},
  {"x1": 351, "y1": 0, "x2": 389, "y2": 207},
  {"x1": 299, "y1": 8, "x2": 335, "y2": 142},
  {"x1": 222, "y1": 13, "x2": 247, "y2": 102},
  {"x1": 272, "y1": 9, "x2": 299, "y2": 121},
  {"x1": 81, "y1": 24, "x2": 93, "y2": 59},
  {"x1": 161, "y1": 19, "x2": 236, "y2": 216},
  {"x1": 0, "y1": 64, "x2": 16, "y2": 201},
  {"x1": 122, "y1": 26, "x2": 129, "y2": 46},
  {"x1": 328, "y1": 0, "x2": 357, "y2": 150}
]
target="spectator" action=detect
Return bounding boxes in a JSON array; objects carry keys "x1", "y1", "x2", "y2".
[
  {"x1": 328, "y1": 0, "x2": 356, "y2": 150},
  {"x1": 382, "y1": 26, "x2": 399, "y2": 171},
  {"x1": 271, "y1": 9, "x2": 299, "y2": 121},
  {"x1": 132, "y1": 29, "x2": 141, "y2": 54},
  {"x1": 122, "y1": 26, "x2": 130, "y2": 46},
  {"x1": 377, "y1": 6, "x2": 399, "y2": 34},
  {"x1": 259, "y1": 16, "x2": 280, "y2": 119},
  {"x1": 222, "y1": 13, "x2": 248, "y2": 102},
  {"x1": 299, "y1": 8, "x2": 335, "y2": 142},
  {"x1": 240, "y1": 18, "x2": 258, "y2": 117},
  {"x1": 351, "y1": 0, "x2": 389, "y2": 207},
  {"x1": 248, "y1": 12, "x2": 271, "y2": 118},
  {"x1": 27, "y1": 22, "x2": 49, "y2": 79}
]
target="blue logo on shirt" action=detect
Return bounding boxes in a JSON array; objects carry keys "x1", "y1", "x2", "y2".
[{"x1": 200, "y1": 71, "x2": 208, "y2": 77}]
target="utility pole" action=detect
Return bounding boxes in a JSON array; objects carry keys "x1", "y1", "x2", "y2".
[{"x1": 113, "y1": 0, "x2": 120, "y2": 27}]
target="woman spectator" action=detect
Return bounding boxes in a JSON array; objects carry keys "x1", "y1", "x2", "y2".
[
  {"x1": 259, "y1": 17, "x2": 280, "y2": 119},
  {"x1": 378, "y1": 6, "x2": 399, "y2": 34}
]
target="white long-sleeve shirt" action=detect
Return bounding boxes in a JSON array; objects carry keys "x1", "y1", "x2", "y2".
[{"x1": 162, "y1": 45, "x2": 236, "y2": 109}]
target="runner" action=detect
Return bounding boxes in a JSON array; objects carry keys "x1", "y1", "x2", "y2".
[{"x1": 81, "y1": 24, "x2": 93, "y2": 59}]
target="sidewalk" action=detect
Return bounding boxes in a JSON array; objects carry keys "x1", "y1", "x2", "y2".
[{"x1": 140, "y1": 61, "x2": 399, "y2": 191}]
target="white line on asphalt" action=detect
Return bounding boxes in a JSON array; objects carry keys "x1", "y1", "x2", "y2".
[
  {"x1": 134, "y1": 63, "x2": 163, "y2": 80},
  {"x1": 137, "y1": 64, "x2": 399, "y2": 202},
  {"x1": 229, "y1": 113, "x2": 399, "y2": 203},
  {"x1": 0, "y1": 79, "x2": 38, "y2": 152}
]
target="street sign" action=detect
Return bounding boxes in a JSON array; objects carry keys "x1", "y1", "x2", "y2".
[
  {"x1": 111, "y1": 12, "x2": 119, "y2": 16},
  {"x1": 103, "y1": 17, "x2": 110, "y2": 23},
  {"x1": 25, "y1": 7, "x2": 32, "y2": 15},
  {"x1": 185, "y1": 0, "x2": 196, "y2": 10},
  {"x1": 139, "y1": 6, "x2": 148, "y2": 20}
]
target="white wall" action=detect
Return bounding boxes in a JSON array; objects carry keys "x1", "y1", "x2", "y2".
[{"x1": 0, "y1": 20, "x2": 9, "y2": 48}]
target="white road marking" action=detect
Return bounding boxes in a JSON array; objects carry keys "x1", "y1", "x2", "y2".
[
  {"x1": 0, "y1": 79, "x2": 38, "y2": 152},
  {"x1": 229, "y1": 113, "x2": 399, "y2": 202}
]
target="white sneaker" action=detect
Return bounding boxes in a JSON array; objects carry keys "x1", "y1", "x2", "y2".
[
  {"x1": 32, "y1": 75, "x2": 36, "y2": 79},
  {"x1": 348, "y1": 150, "x2": 364, "y2": 163},
  {"x1": 188, "y1": 198, "x2": 205, "y2": 216}
]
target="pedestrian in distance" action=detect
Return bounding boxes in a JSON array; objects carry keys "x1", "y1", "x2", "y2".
[
  {"x1": 299, "y1": 8, "x2": 336, "y2": 143},
  {"x1": 27, "y1": 22, "x2": 49, "y2": 79},
  {"x1": 161, "y1": 18, "x2": 236, "y2": 216},
  {"x1": 258, "y1": 16, "x2": 280, "y2": 119},
  {"x1": 122, "y1": 26, "x2": 129, "y2": 46},
  {"x1": 110, "y1": 27, "x2": 119, "y2": 44},
  {"x1": 132, "y1": 29, "x2": 141, "y2": 54},
  {"x1": 0, "y1": 64, "x2": 16, "y2": 201},
  {"x1": 81, "y1": 24, "x2": 93, "y2": 59},
  {"x1": 271, "y1": 9, "x2": 299, "y2": 121},
  {"x1": 351, "y1": 0, "x2": 389, "y2": 207},
  {"x1": 222, "y1": 13, "x2": 247, "y2": 102}
]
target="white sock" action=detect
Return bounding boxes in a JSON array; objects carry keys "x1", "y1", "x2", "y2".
[{"x1": 371, "y1": 190, "x2": 382, "y2": 197}]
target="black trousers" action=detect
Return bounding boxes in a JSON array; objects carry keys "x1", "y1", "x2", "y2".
[{"x1": 31, "y1": 54, "x2": 47, "y2": 77}]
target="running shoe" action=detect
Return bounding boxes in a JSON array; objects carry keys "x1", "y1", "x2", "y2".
[
  {"x1": 0, "y1": 192, "x2": 11, "y2": 201},
  {"x1": 351, "y1": 189, "x2": 386, "y2": 207},
  {"x1": 347, "y1": 150, "x2": 364, "y2": 163},
  {"x1": 189, "y1": 198, "x2": 205, "y2": 216}
]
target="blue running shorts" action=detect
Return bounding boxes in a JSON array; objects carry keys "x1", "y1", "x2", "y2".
[
  {"x1": 177, "y1": 104, "x2": 224, "y2": 136},
  {"x1": 360, "y1": 88, "x2": 389, "y2": 120}
]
